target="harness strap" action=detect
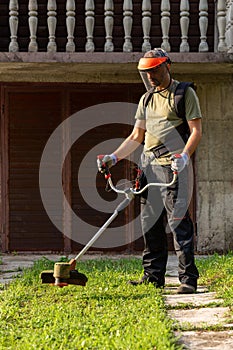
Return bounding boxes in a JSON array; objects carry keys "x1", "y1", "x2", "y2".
[
  {"x1": 149, "y1": 124, "x2": 190, "y2": 159},
  {"x1": 151, "y1": 144, "x2": 169, "y2": 158}
]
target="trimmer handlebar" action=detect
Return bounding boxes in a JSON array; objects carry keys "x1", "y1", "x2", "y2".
[
  {"x1": 106, "y1": 170, "x2": 178, "y2": 197},
  {"x1": 71, "y1": 168, "x2": 177, "y2": 263}
]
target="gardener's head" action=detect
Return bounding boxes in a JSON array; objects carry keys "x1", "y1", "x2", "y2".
[{"x1": 138, "y1": 48, "x2": 172, "y2": 91}]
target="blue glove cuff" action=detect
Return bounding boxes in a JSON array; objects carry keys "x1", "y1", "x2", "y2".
[
  {"x1": 110, "y1": 153, "x2": 118, "y2": 166},
  {"x1": 181, "y1": 152, "x2": 189, "y2": 165}
]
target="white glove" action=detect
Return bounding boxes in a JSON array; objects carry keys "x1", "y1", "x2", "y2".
[
  {"x1": 97, "y1": 154, "x2": 118, "y2": 173},
  {"x1": 171, "y1": 152, "x2": 189, "y2": 172}
]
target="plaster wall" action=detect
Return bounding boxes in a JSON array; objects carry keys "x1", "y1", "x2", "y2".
[
  {"x1": 194, "y1": 77, "x2": 233, "y2": 253},
  {"x1": 174, "y1": 73, "x2": 233, "y2": 253}
]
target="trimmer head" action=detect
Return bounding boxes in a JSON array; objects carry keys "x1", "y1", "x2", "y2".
[{"x1": 40, "y1": 269, "x2": 88, "y2": 287}]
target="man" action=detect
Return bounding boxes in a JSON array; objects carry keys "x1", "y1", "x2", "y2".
[{"x1": 97, "y1": 48, "x2": 202, "y2": 294}]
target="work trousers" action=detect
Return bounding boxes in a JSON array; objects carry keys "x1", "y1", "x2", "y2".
[{"x1": 140, "y1": 163, "x2": 199, "y2": 288}]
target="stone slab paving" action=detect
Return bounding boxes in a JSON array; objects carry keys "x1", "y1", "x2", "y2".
[
  {"x1": 169, "y1": 306, "x2": 230, "y2": 327},
  {"x1": 176, "y1": 330, "x2": 233, "y2": 350},
  {"x1": 164, "y1": 255, "x2": 233, "y2": 349},
  {"x1": 165, "y1": 291, "x2": 224, "y2": 307}
]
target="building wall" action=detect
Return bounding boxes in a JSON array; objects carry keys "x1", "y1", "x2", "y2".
[
  {"x1": 174, "y1": 72, "x2": 233, "y2": 253},
  {"x1": 195, "y1": 76, "x2": 233, "y2": 253},
  {"x1": 173, "y1": 69, "x2": 233, "y2": 253}
]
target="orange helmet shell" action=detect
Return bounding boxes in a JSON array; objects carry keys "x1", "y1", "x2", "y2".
[{"x1": 138, "y1": 57, "x2": 168, "y2": 71}]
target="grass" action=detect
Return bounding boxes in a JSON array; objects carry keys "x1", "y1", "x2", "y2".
[
  {"x1": 0, "y1": 257, "x2": 182, "y2": 350},
  {"x1": 1, "y1": 253, "x2": 233, "y2": 349},
  {"x1": 195, "y1": 252, "x2": 233, "y2": 330},
  {"x1": 196, "y1": 252, "x2": 233, "y2": 307}
]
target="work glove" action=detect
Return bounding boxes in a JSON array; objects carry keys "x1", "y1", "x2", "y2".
[
  {"x1": 97, "y1": 154, "x2": 118, "y2": 173},
  {"x1": 171, "y1": 152, "x2": 189, "y2": 173}
]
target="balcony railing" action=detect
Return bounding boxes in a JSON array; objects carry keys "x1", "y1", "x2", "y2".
[{"x1": 1, "y1": 0, "x2": 232, "y2": 54}]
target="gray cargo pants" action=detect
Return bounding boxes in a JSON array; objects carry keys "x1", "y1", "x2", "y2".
[{"x1": 140, "y1": 162, "x2": 199, "y2": 289}]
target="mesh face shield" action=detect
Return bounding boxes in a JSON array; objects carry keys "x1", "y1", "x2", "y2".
[
  {"x1": 138, "y1": 57, "x2": 168, "y2": 91},
  {"x1": 139, "y1": 71, "x2": 155, "y2": 91}
]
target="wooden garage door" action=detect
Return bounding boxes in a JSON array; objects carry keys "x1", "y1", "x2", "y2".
[
  {"x1": 3, "y1": 87, "x2": 65, "y2": 251},
  {"x1": 1, "y1": 83, "x2": 148, "y2": 252}
]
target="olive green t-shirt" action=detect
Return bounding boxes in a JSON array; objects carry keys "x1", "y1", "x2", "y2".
[{"x1": 135, "y1": 80, "x2": 202, "y2": 165}]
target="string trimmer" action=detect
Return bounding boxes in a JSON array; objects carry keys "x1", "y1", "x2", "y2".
[{"x1": 40, "y1": 159, "x2": 177, "y2": 287}]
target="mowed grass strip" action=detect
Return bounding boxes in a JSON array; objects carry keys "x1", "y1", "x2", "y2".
[{"x1": 0, "y1": 258, "x2": 182, "y2": 350}]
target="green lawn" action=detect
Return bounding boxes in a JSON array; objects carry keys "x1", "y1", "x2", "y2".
[
  {"x1": 1, "y1": 253, "x2": 232, "y2": 350},
  {"x1": 0, "y1": 258, "x2": 181, "y2": 350},
  {"x1": 196, "y1": 252, "x2": 233, "y2": 308}
]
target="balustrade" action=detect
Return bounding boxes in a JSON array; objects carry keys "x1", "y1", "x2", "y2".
[
  {"x1": 123, "y1": 0, "x2": 133, "y2": 52},
  {"x1": 66, "y1": 0, "x2": 75, "y2": 52},
  {"x1": 104, "y1": 0, "x2": 114, "y2": 52},
  {"x1": 85, "y1": 0, "x2": 95, "y2": 52},
  {"x1": 47, "y1": 0, "x2": 57, "y2": 52},
  {"x1": 180, "y1": 0, "x2": 190, "y2": 52},
  {"x1": 28, "y1": 0, "x2": 38, "y2": 52},
  {"x1": 9, "y1": 0, "x2": 19, "y2": 52},
  {"x1": 226, "y1": 0, "x2": 233, "y2": 53},
  {"x1": 161, "y1": 0, "x2": 171, "y2": 52},
  {"x1": 142, "y1": 0, "x2": 152, "y2": 52},
  {"x1": 199, "y1": 0, "x2": 209, "y2": 51},
  {"x1": 217, "y1": 0, "x2": 227, "y2": 52},
  {"x1": 3, "y1": 1, "x2": 232, "y2": 54}
]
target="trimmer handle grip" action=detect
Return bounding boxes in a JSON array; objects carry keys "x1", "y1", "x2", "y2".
[{"x1": 97, "y1": 155, "x2": 111, "y2": 178}]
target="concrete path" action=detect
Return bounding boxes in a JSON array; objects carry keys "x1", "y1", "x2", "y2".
[{"x1": 0, "y1": 253, "x2": 233, "y2": 349}]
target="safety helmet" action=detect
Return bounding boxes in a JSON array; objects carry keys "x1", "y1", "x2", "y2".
[{"x1": 138, "y1": 48, "x2": 171, "y2": 91}]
